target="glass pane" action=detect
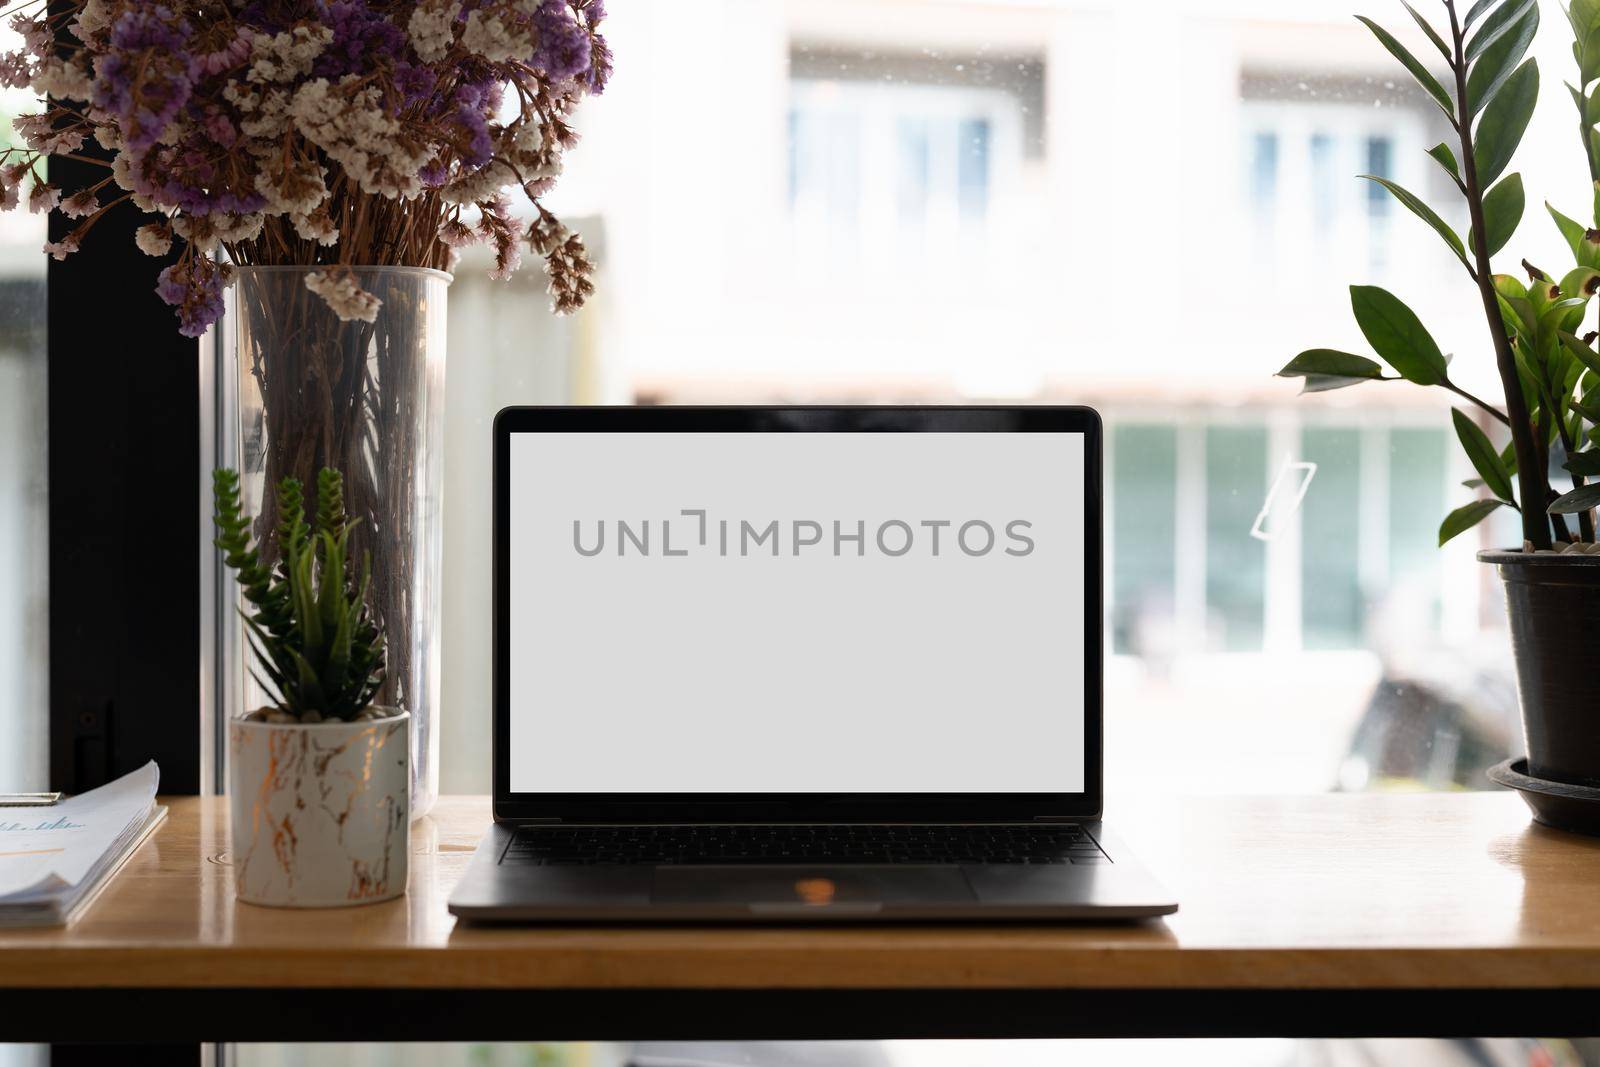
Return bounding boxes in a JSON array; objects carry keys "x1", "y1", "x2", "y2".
[
  {"x1": 0, "y1": 47, "x2": 48, "y2": 1067},
  {"x1": 1204, "y1": 426, "x2": 1267, "y2": 652},
  {"x1": 1388, "y1": 428, "x2": 1448, "y2": 632},
  {"x1": 1301, "y1": 427, "x2": 1363, "y2": 650},
  {"x1": 429, "y1": 0, "x2": 1512, "y2": 806},
  {"x1": 0, "y1": 52, "x2": 48, "y2": 793},
  {"x1": 1111, "y1": 424, "x2": 1177, "y2": 656}
]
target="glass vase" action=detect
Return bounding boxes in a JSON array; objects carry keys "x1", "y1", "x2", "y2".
[{"x1": 219, "y1": 265, "x2": 449, "y2": 818}]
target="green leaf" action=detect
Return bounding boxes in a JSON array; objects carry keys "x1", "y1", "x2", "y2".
[
  {"x1": 316, "y1": 530, "x2": 344, "y2": 633},
  {"x1": 1548, "y1": 484, "x2": 1600, "y2": 513},
  {"x1": 1464, "y1": 0, "x2": 1501, "y2": 28},
  {"x1": 1564, "y1": 449, "x2": 1600, "y2": 475},
  {"x1": 1561, "y1": 267, "x2": 1600, "y2": 300},
  {"x1": 1401, "y1": 0, "x2": 1451, "y2": 58},
  {"x1": 1466, "y1": 440, "x2": 1520, "y2": 488},
  {"x1": 1540, "y1": 296, "x2": 1589, "y2": 328},
  {"x1": 1356, "y1": 15, "x2": 1455, "y2": 118},
  {"x1": 1574, "y1": 394, "x2": 1600, "y2": 422},
  {"x1": 1568, "y1": 0, "x2": 1600, "y2": 41},
  {"x1": 1362, "y1": 175, "x2": 1468, "y2": 264},
  {"x1": 1472, "y1": 173, "x2": 1524, "y2": 257},
  {"x1": 1439, "y1": 499, "x2": 1506, "y2": 545},
  {"x1": 285, "y1": 647, "x2": 329, "y2": 715},
  {"x1": 1583, "y1": 22, "x2": 1600, "y2": 86},
  {"x1": 1427, "y1": 142, "x2": 1461, "y2": 183},
  {"x1": 1349, "y1": 285, "x2": 1448, "y2": 385},
  {"x1": 1278, "y1": 349, "x2": 1389, "y2": 392},
  {"x1": 1466, "y1": 0, "x2": 1539, "y2": 115},
  {"x1": 1549, "y1": 202, "x2": 1590, "y2": 259},
  {"x1": 1452, "y1": 408, "x2": 1517, "y2": 503},
  {"x1": 1467, "y1": 0, "x2": 1536, "y2": 63},
  {"x1": 1494, "y1": 273, "x2": 1538, "y2": 337},
  {"x1": 1473, "y1": 59, "x2": 1539, "y2": 188}
]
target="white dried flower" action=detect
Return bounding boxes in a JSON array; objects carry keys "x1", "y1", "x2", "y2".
[
  {"x1": 407, "y1": 0, "x2": 462, "y2": 63},
  {"x1": 488, "y1": 234, "x2": 522, "y2": 280},
  {"x1": 27, "y1": 180, "x2": 59, "y2": 214},
  {"x1": 461, "y1": 2, "x2": 534, "y2": 63},
  {"x1": 254, "y1": 158, "x2": 329, "y2": 215},
  {"x1": 290, "y1": 77, "x2": 434, "y2": 200},
  {"x1": 441, "y1": 161, "x2": 513, "y2": 205},
  {"x1": 437, "y1": 217, "x2": 478, "y2": 247},
  {"x1": 59, "y1": 189, "x2": 99, "y2": 219},
  {"x1": 290, "y1": 210, "x2": 339, "y2": 246},
  {"x1": 214, "y1": 213, "x2": 265, "y2": 243},
  {"x1": 247, "y1": 25, "x2": 333, "y2": 84},
  {"x1": 304, "y1": 269, "x2": 382, "y2": 322},
  {"x1": 223, "y1": 80, "x2": 262, "y2": 112},
  {"x1": 238, "y1": 88, "x2": 291, "y2": 139},
  {"x1": 9, "y1": 14, "x2": 51, "y2": 53},
  {"x1": 42, "y1": 235, "x2": 79, "y2": 260},
  {"x1": 171, "y1": 214, "x2": 220, "y2": 254},
  {"x1": 134, "y1": 222, "x2": 173, "y2": 257},
  {"x1": 71, "y1": 0, "x2": 114, "y2": 39},
  {"x1": 30, "y1": 57, "x2": 92, "y2": 100}
]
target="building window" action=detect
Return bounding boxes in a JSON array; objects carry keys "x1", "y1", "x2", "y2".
[
  {"x1": 1205, "y1": 425, "x2": 1269, "y2": 652},
  {"x1": 1111, "y1": 424, "x2": 1178, "y2": 657},
  {"x1": 1301, "y1": 427, "x2": 1364, "y2": 649},
  {"x1": 786, "y1": 53, "x2": 1033, "y2": 286},
  {"x1": 1239, "y1": 88, "x2": 1445, "y2": 285}
]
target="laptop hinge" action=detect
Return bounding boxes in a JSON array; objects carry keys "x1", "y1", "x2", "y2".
[
  {"x1": 518, "y1": 817, "x2": 562, "y2": 824},
  {"x1": 1032, "y1": 816, "x2": 1078, "y2": 823}
]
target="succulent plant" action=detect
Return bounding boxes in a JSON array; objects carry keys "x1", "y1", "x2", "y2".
[{"x1": 212, "y1": 467, "x2": 387, "y2": 722}]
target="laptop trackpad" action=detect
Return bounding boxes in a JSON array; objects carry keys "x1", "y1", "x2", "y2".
[{"x1": 651, "y1": 866, "x2": 975, "y2": 912}]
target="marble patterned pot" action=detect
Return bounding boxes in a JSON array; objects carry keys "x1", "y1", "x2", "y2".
[{"x1": 229, "y1": 709, "x2": 410, "y2": 907}]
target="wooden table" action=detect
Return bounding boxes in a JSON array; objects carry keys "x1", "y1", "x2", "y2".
[{"x1": 6, "y1": 793, "x2": 1600, "y2": 1043}]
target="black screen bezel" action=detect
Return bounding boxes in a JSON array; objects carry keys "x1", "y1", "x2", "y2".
[{"x1": 492, "y1": 405, "x2": 1104, "y2": 823}]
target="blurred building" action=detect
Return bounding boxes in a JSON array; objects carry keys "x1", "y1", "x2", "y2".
[{"x1": 433, "y1": 0, "x2": 1569, "y2": 793}]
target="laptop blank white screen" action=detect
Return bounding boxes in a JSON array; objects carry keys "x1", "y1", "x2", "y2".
[{"x1": 506, "y1": 431, "x2": 1087, "y2": 794}]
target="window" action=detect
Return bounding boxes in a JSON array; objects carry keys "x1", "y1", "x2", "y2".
[
  {"x1": 1110, "y1": 424, "x2": 1177, "y2": 658},
  {"x1": 787, "y1": 68, "x2": 1028, "y2": 285},
  {"x1": 224, "y1": 0, "x2": 1559, "y2": 1061},
  {"x1": 1, "y1": 33, "x2": 47, "y2": 1067},
  {"x1": 1205, "y1": 424, "x2": 1269, "y2": 652},
  {"x1": 426, "y1": 1, "x2": 1514, "y2": 806},
  {"x1": 0, "y1": 30, "x2": 48, "y2": 796}
]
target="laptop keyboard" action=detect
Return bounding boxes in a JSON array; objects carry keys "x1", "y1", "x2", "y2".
[{"x1": 501, "y1": 824, "x2": 1107, "y2": 866}]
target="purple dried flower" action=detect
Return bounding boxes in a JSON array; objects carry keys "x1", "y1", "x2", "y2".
[
  {"x1": 156, "y1": 257, "x2": 228, "y2": 338},
  {"x1": 203, "y1": 110, "x2": 238, "y2": 147},
  {"x1": 452, "y1": 83, "x2": 494, "y2": 168},
  {"x1": 418, "y1": 159, "x2": 448, "y2": 187},
  {"x1": 1, "y1": 0, "x2": 611, "y2": 327},
  {"x1": 531, "y1": 0, "x2": 591, "y2": 82},
  {"x1": 574, "y1": 0, "x2": 610, "y2": 93},
  {"x1": 314, "y1": 0, "x2": 407, "y2": 77},
  {"x1": 92, "y1": 7, "x2": 196, "y2": 152},
  {"x1": 393, "y1": 61, "x2": 438, "y2": 109}
]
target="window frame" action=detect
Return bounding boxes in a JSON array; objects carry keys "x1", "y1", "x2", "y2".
[{"x1": 45, "y1": 148, "x2": 202, "y2": 796}]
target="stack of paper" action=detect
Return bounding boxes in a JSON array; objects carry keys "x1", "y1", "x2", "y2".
[{"x1": 0, "y1": 761, "x2": 166, "y2": 927}]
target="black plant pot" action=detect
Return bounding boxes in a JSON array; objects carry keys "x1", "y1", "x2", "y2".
[{"x1": 1480, "y1": 550, "x2": 1600, "y2": 790}]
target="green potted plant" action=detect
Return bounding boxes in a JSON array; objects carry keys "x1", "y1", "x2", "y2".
[
  {"x1": 213, "y1": 467, "x2": 409, "y2": 906},
  {"x1": 1280, "y1": 0, "x2": 1600, "y2": 828}
]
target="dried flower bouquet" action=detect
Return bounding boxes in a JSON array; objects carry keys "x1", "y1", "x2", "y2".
[{"x1": 0, "y1": 0, "x2": 610, "y2": 333}]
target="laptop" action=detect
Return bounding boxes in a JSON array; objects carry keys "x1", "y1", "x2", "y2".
[{"x1": 448, "y1": 406, "x2": 1177, "y2": 921}]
